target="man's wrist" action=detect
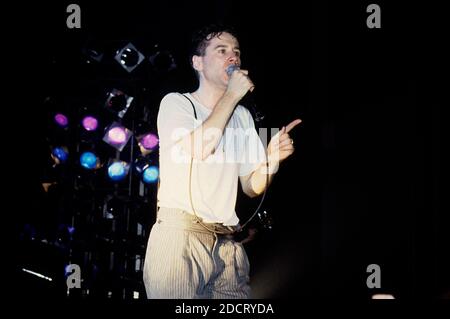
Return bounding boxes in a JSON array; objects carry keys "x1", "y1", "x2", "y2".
[
  {"x1": 222, "y1": 91, "x2": 241, "y2": 107},
  {"x1": 260, "y1": 160, "x2": 279, "y2": 175}
]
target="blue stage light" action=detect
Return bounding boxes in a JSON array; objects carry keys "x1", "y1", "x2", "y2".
[
  {"x1": 80, "y1": 152, "x2": 98, "y2": 170},
  {"x1": 107, "y1": 161, "x2": 129, "y2": 181},
  {"x1": 52, "y1": 147, "x2": 68, "y2": 162},
  {"x1": 143, "y1": 166, "x2": 159, "y2": 184}
]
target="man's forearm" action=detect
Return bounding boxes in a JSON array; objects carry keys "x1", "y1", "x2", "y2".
[
  {"x1": 247, "y1": 160, "x2": 279, "y2": 197},
  {"x1": 183, "y1": 92, "x2": 240, "y2": 160}
]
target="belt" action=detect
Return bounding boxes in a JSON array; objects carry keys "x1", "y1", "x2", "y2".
[{"x1": 156, "y1": 207, "x2": 240, "y2": 236}]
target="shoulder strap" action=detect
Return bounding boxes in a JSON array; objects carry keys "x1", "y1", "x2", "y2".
[{"x1": 180, "y1": 93, "x2": 197, "y2": 120}]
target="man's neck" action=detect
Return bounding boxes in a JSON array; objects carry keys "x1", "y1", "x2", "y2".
[{"x1": 193, "y1": 84, "x2": 226, "y2": 110}]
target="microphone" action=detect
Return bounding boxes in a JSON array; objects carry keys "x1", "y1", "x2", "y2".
[
  {"x1": 226, "y1": 64, "x2": 255, "y2": 93},
  {"x1": 226, "y1": 64, "x2": 240, "y2": 77},
  {"x1": 225, "y1": 64, "x2": 265, "y2": 123}
]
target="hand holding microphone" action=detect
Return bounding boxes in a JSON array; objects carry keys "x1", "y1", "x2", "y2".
[{"x1": 225, "y1": 64, "x2": 255, "y2": 100}]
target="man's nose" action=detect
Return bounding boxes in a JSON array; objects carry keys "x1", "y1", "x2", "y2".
[{"x1": 228, "y1": 53, "x2": 239, "y2": 63}]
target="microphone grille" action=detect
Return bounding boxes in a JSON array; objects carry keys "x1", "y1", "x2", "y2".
[{"x1": 226, "y1": 64, "x2": 240, "y2": 77}]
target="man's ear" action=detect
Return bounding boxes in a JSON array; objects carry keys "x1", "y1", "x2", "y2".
[{"x1": 192, "y1": 55, "x2": 202, "y2": 72}]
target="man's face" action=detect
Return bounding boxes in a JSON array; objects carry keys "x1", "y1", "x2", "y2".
[{"x1": 196, "y1": 32, "x2": 241, "y2": 88}]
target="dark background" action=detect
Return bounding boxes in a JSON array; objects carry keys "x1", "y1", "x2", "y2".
[{"x1": 10, "y1": 0, "x2": 446, "y2": 300}]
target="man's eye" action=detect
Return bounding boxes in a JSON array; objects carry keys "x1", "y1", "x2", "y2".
[{"x1": 219, "y1": 49, "x2": 226, "y2": 54}]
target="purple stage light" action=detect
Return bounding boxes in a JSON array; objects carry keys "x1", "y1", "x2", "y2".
[
  {"x1": 102, "y1": 122, "x2": 132, "y2": 151},
  {"x1": 82, "y1": 116, "x2": 98, "y2": 131},
  {"x1": 140, "y1": 133, "x2": 159, "y2": 150},
  {"x1": 108, "y1": 127, "x2": 127, "y2": 144},
  {"x1": 54, "y1": 113, "x2": 68, "y2": 127}
]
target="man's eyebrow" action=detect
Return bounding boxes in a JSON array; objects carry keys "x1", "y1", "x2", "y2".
[{"x1": 213, "y1": 44, "x2": 240, "y2": 50}]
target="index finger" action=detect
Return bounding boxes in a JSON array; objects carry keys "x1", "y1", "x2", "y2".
[{"x1": 285, "y1": 119, "x2": 302, "y2": 133}]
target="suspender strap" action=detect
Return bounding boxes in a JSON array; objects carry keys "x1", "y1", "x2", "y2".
[{"x1": 180, "y1": 93, "x2": 198, "y2": 119}]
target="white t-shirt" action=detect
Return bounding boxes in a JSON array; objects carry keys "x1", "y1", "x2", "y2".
[{"x1": 156, "y1": 92, "x2": 266, "y2": 226}]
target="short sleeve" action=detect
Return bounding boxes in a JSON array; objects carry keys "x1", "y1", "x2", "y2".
[{"x1": 157, "y1": 93, "x2": 199, "y2": 151}]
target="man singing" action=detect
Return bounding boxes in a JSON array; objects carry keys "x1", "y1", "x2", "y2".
[{"x1": 143, "y1": 24, "x2": 301, "y2": 299}]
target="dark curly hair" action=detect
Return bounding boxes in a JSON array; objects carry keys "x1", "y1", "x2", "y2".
[{"x1": 189, "y1": 24, "x2": 239, "y2": 69}]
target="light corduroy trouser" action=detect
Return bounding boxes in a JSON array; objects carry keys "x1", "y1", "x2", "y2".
[{"x1": 143, "y1": 207, "x2": 251, "y2": 299}]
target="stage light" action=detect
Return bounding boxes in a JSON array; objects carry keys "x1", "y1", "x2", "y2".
[
  {"x1": 81, "y1": 115, "x2": 98, "y2": 131},
  {"x1": 135, "y1": 121, "x2": 158, "y2": 155},
  {"x1": 114, "y1": 42, "x2": 145, "y2": 73},
  {"x1": 138, "y1": 133, "x2": 159, "y2": 150},
  {"x1": 372, "y1": 294, "x2": 395, "y2": 299},
  {"x1": 134, "y1": 156, "x2": 158, "y2": 183},
  {"x1": 54, "y1": 113, "x2": 68, "y2": 128},
  {"x1": 103, "y1": 122, "x2": 133, "y2": 152},
  {"x1": 109, "y1": 127, "x2": 126, "y2": 143},
  {"x1": 80, "y1": 151, "x2": 99, "y2": 170},
  {"x1": 22, "y1": 268, "x2": 52, "y2": 282},
  {"x1": 52, "y1": 146, "x2": 69, "y2": 163},
  {"x1": 143, "y1": 166, "x2": 159, "y2": 184},
  {"x1": 104, "y1": 89, "x2": 134, "y2": 118},
  {"x1": 149, "y1": 47, "x2": 177, "y2": 73},
  {"x1": 107, "y1": 160, "x2": 130, "y2": 181},
  {"x1": 134, "y1": 156, "x2": 151, "y2": 174}
]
